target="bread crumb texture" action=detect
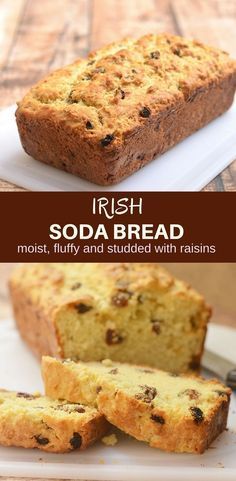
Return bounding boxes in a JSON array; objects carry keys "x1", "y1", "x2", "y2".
[{"x1": 10, "y1": 263, "x2": 211, "y2": 373}]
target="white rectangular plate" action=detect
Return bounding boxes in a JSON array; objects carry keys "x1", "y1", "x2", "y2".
[
  {"x1": 0, "y1": 101, "x2": 236, "y2": 191},
  {"x1": 0, "y1": 319, "x2": 235, "y2": 480}
]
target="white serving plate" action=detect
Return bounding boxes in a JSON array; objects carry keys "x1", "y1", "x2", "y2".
[
  {"x1": 0, "y1": 318, "x2": 235, "y2": 480},
  {"x1": 0, "y1": 101, "x2": 236, "y2": 191}
]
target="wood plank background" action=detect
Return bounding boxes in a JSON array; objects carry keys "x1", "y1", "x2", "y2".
[{"x1": 0, "y1": 0, "x2": 236, "y2": 191}]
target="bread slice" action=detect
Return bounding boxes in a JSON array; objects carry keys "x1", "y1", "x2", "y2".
[
  {"x1": 9, "y1": 263, "x2": 211, "y2": 373},
  {"x1": 42, "y1": 357, "x2": 231, "y2": 454},
  {"x1": 0, "y1": 389, "x2": 108, "y2": 452}
]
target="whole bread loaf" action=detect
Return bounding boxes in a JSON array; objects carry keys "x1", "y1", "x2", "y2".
[
  {"x1": 42, "y1": 357, "x2": 231, "y2": 454},
  {"x1": 16, "y1": 34, "x2": 236, "y2": 185},
  {"x1": 0, "y1": 389, "x2": 108, "y2": 452},
  {"x1": 9, "y1": 263, "x2": 210, "y2": 373}
]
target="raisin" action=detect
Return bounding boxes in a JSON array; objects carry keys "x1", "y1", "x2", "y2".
[
  {"x1": 87, "y1": 60, "x2": 95, "y2": 66},
  {"x1": 109, "y1": 368, "x2": 118, "y2": 374},
  {"x1": 150, "y1": 51, "x2": 160, "y2": 59},
  {"x1": 86, "y1": 120, "x2": 94, "y2": 130},
  {"x1": 151, "y1": 320, "x2": 162, "y2": 335},
  {"x1": 75, "y1": 303, "x2": 93, "y2": 314},
  {"x1": 190, "y1": 406, "x2": 204, "y2": 424},
  {"x1": 151, "y1": 414, "x2": 165, "y2": 424},
  {"x1": 172, "y1": 47, "x2": 182, "y2": 57},
  {"x1": 71, "y1": 282, "x2": 82, "y2": 290},
  {"x1": 17, "y1": 392, "x2": 34, "y2": 400},
  {"x1": 96, "y1": 386, "x2": 102, "y2": 393},
  {"x1": 111, "y1": 290, "x2": 132, "y2": 307},
  {"x1": 135, "y1": 385, "x2": 157, "y2": 403},
  {"x1": 120, "y1": 89, "x2": 126, "y2": 99},
  {"x1": 140, "y1": 107, "x2": 151, "y2": 118},
  {"x1": 179, "y1": 389, "x2": 200, "y2": 400},
  {"x1": 105, "y1": 329, "x2": 123, "y2": 345},
  {"x1": 100, "y1": 134, "x2": 115, "y2": 147},
  {"x1": 34, "y1": 435, "x2": 49, "y2": 445},
  {"x1": 70, "y1": 432, "x2": 82, "y2": 449}
]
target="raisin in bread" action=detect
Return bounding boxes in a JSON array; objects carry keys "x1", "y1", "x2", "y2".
[
  {"x1": 9, "y1": 263, "x2": 211, "y2": 373},
  {"x1": 16, "y1": 34, "x2": 236, "y2": 185},
  {"x1": 42, "y1": 357, "x2": 231, "y2": 454},
  {"x1": 0, "y1": 389, "x2": 108, "y2": 452}
]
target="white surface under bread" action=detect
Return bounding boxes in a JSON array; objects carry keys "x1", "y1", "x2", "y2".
[
  {"x1": 0, "y1": 319, "x2": 235, "y2": 480},
  {"x1": 0, "y1": 102, "x2": 236, "y2": 191}
]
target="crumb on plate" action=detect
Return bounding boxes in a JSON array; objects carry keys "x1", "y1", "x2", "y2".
[{"x1": 102, "y1": 433, "x2": 118, "y2": 446}]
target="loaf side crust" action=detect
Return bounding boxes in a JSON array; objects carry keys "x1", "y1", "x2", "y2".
[
  {"x1": 0, "y1": 389, "x2": 109, "y2": 453},
  {"x1": 42, "y1": 357, "x2": 231, "y2": 454},
  {"x1": 9, "y1": 278, "x2": 61, "y2": 358},
  {"x1": 16, "y1": 33, "x2": 236, "y2": 185}
]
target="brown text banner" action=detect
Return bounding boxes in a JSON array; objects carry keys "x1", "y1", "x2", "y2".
[{"x1": 0, "y1": 192, "x2": 234, "y2": 262}]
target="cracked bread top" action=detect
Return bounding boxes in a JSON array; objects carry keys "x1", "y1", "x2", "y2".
[
  {"x1": 16, "y1": 33, "x2": 236, "y2": 149},
  {"x1": 10, "y1": 262, "x2": 209, "y2": 318}
]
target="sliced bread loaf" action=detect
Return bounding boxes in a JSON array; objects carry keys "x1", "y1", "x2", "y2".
[
  {"x1": 9, "y1": 263, "x2": 211, "y2": 373},
  {"x1": 42, "y1": 356, "x2": 231, "y2": 454}
]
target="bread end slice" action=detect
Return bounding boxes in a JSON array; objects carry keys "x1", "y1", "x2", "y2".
[{"x1": 0, "y1": 388, "x2": 109, "y2": 452}]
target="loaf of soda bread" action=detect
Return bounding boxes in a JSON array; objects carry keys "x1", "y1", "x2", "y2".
[
  {"x1": 16, "y1": 34, "x2": 236, "y2": 185},
  {"x1": 42, "y1": 357, "x2": 231, "y2": 454},
  {"x1": 0, "y1": 389, "x2": 108, "y2": 452},
  {"x1": 9, "y1": 263, "x2": 211, "y2": 373}
]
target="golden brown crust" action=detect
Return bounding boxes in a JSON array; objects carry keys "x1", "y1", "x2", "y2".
[
  {"x1": 42, "y1": 357, "x2": 231, "y2": 454},
  {"x1": 15, "y1": 33, "x2": 236, "y2": 185},
  {"x1": 0, "y1": 389, "x2": 109, "y2": 453}
]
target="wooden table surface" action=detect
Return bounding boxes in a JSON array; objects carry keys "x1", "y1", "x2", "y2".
[{"x1": 0, "y1": 0, "x2": 236, "y2": 191}]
